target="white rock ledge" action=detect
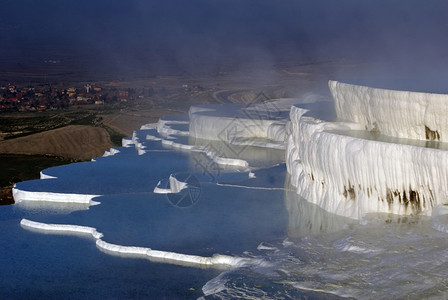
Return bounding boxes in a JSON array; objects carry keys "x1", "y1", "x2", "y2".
[
  {"x1": 21, "y1": 218, "x2": 262, "y2": 269},
  {"x1": 287, "y1": 82, "x2": 448, "y2": 219},
  {"x1": 13, "y1": 187, "x2": 100, "y2": 204},
  {"x1": 329, "y1": 80, "x2": 448, "y2": 142},
  {"x1": 153, "y1": 174, "x2": 188, "y2": 194},
  {"x1": 21, "y1": 219, "x2": 103, "y2": 239}
]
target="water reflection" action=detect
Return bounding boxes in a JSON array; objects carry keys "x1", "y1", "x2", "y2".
[
  {"x1": 284, "y1": 175, "x2": 354, "y2": 238},
  {"x1": 190, "y1": 137, "x2": 285, "y2": 169}
]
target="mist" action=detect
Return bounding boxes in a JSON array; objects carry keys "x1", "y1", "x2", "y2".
[{"x1": 2, "y1": 0, "x2": 448, "y2": 85}]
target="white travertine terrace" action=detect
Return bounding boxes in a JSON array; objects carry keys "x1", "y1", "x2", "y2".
[
  {"x1": 13, "y1": 99, "x2": 298, "y2": 205},
  {"x1": 286, "y1": 81, "x2": 448, "y2": 219},
  {"x1": 20, "y1": 219, "x2": 261, "y2": 269},
  {"x1": 329, "y1": 80, "x2": 448, "y2": 142},
  {"x1": 153, "y1": 174, "x2": 188, "y2": 194},
  {"x1": 15, "y1": 83, "x2": 448, "y2": 221},
  {"x1": 188, "y1": 100, "x2": 299, "y2": 149},
  {"x1": 13, "y1": 188, "x2": 100, "y2": 204}
]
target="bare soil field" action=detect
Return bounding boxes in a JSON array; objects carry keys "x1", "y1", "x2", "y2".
[
  {"x1": 101, "y1": 107, "x2": 187, "y2": 136},
  {"x1": 0, "y1": 125, "x2": 112, "y2": 160}
]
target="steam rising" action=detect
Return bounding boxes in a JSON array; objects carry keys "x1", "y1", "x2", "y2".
[{"x1": 2, "y1": 0, "x2": 448, "y2": 81}]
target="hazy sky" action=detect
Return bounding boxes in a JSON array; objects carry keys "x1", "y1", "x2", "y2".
[{"x1": 2, "y1": 0, "x2": 448, "y2": 80}]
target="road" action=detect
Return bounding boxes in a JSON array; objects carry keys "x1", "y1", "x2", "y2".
[{"x1": 213, "y1": 89, "x2": 250, "y2": 104}]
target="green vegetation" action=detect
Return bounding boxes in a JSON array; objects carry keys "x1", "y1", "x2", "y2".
[
  {"x1": 0, "y1": 154, "x2": 75, "y2": 205},
  {"x1": 0, "y1": 110, "x2": 96, "y2": 139},
  {"x1": 101, "y1": 124, "x2": 127, "y2": 146},
  {"x1": 0, "y1": 105, "x2": 129, "y2": 143}
]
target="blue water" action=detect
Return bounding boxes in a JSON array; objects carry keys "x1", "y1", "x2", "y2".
[
  {"x1": 0, "y1": 206, "x2": 220, "y2": 299},
  {"x1": 2, "y1": 174, "x2": 288, "y2": 298},
  {"x1": 4, "y1": 126, "x2": 448, "y2": 299},
  {"x1": 0, "y1": 125, "x2": 291, "y2": 299}
]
